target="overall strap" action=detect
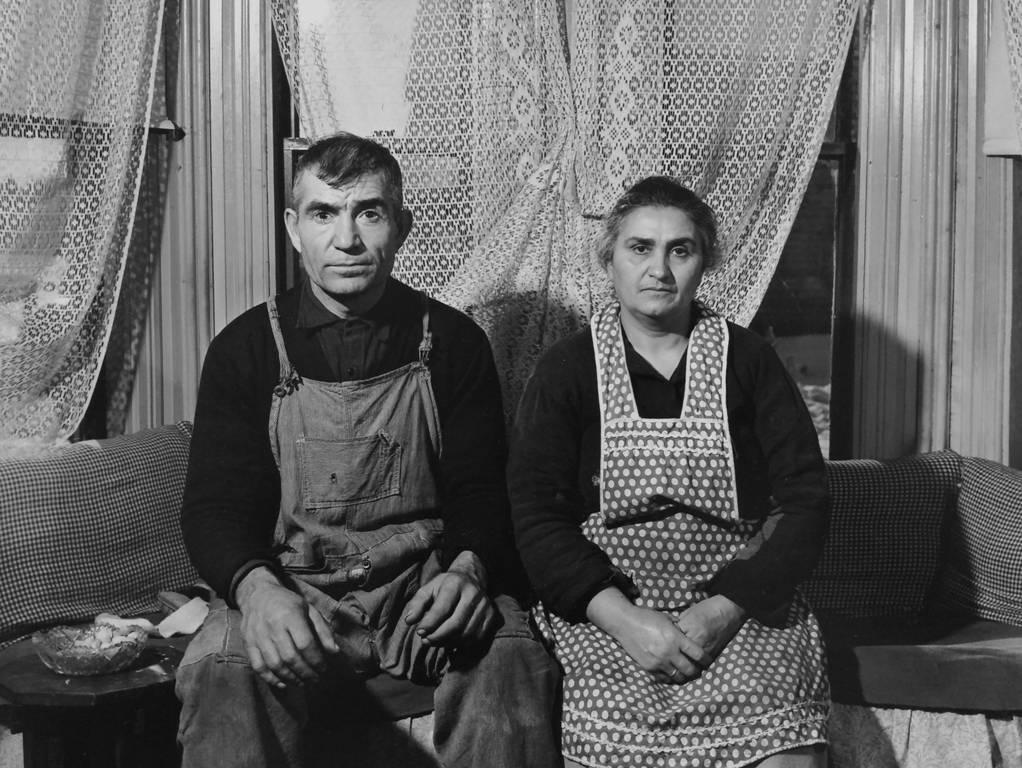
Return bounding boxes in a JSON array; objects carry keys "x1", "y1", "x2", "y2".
[
  {"x1": 266, "y1": 297, "x2": 302, "y2": 398},
  {"x1": 418, "y1": 292, "x2": 433, "y2": 366}
]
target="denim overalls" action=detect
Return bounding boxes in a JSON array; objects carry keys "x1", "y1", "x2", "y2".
[{"x1": 266, "y1": 294, "x2": 448, "y2": 679}]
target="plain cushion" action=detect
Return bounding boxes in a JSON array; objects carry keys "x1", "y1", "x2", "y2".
[
  {"x1": 0, "y1": 422, "x2": 199, "y2": 648},
  {"x1": 933, "y1": 457, "x2": 1022, "y2": 626},
  {"x1": 821, "y1": 614, "x2": 1022, "y2": 711}
]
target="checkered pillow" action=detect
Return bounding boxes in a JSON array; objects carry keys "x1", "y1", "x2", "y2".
[
  {"x1": 0, "y1": 422, "x2": 199, "y2": 648},
  {"x1": 932, "y1": 457, "x2": 1022, "y2": 626},
  {"x1": 803, "y1": 451, "x2": 961, "y2": 617}
]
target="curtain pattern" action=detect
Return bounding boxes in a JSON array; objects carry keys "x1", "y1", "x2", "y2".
[
  {"x1": 271, "y1": 0, "x2": 858, "y2": 419},
  {"x1": 1003, "y1": 0, "x2": 1022, "y2": 147},
  {"x1": 0, "y1": 0, "x2": 166, "y2": 440}
]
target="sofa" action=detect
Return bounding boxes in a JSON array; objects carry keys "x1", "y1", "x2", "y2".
[
  {"x1": 0, "y1": 425, "x2": 1020, "y2": 767},
  {"x1": 803, "y1": 451, "x2": 1022, "y2": 768}
]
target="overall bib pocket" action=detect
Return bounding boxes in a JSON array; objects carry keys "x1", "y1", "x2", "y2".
[{"x1": 298, "y1": 432, "x2": 402, "y2": 508}]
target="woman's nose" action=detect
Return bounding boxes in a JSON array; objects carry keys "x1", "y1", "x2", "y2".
[{"x1": 648, "y1": 251, "x2": 671, "y2": 278}]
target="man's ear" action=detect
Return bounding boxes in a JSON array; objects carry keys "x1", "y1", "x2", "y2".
[
  {"x1": 396, "y1": 207, "x2": 414, "y2": 249},
  {"x1": 284, "y1": 208, "x2": 302, "y2": 253}
]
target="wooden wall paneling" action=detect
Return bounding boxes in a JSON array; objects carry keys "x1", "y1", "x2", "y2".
[
  {"x1": 949, "y1": 0, "x2": 1014, "y2": 461},
  {"x1": 127, "y1": 0, "x2": 278, "y2": 431}
]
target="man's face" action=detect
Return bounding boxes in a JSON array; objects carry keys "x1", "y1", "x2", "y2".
[
  {"x1": 284, "y1": 169, "x2": 412, "y2": 316},
  {"x1": 605, "y1": 205, "x2": 705, "y2": 328}
]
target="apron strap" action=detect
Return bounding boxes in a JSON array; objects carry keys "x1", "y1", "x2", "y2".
[
  {"x1": 417, "y1": 292, "x2": 433, "y2": 366},
  {"x1": 267, "y1": 297, "x2": 303, "y2": 397}
]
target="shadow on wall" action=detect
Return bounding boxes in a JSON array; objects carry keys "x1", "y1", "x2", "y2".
[
  {"x1": 463, "y1": 291, "x2": 588, "y2": 427},
  {"x1": 828, "y1": 312, "x2": 923, "y2": 461}
]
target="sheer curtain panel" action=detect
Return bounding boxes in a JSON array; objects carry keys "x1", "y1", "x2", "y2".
[
  {"x1": 272, "y1": 0, "x2": 858, "y2": 418},
  {"x1": 0, "y1": 0, "x2": 166, "y2": 440}
]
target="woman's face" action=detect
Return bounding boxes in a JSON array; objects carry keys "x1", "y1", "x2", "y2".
[{"x1": 605, "y1": 205, "x2": 705, "y2": 329}]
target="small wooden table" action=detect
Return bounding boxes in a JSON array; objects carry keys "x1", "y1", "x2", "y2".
[{"x1": 0, "y1": 631, "x2": 192, "y2": 768}]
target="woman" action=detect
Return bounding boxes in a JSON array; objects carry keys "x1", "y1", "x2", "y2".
[{"x1": 510, "y1": 176, "x2": 830, "y2": 767}]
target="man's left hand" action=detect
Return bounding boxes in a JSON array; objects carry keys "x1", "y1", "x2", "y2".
[{"x1": 403, "y1": 551, "x2": 499, "y2": 648}]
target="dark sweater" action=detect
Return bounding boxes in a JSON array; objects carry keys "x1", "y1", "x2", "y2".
[
  {"x1": 181, "y1": 278, "x2": 526, "y2": 602},
  {"x1": 509, "y1": 319, "x2": 830, "y2": 624}
]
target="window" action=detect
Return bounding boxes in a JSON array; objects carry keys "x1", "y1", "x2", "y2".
[{"x1": 749, "y1": 33, "x2": 858, "y2": 458}]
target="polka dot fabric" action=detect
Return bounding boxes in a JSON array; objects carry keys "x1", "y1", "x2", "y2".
[
  {"x1": 592, "y1": 304, "x2": 740, "y2": 528},
  {"x1": 537, "y1": 304, "x2": 829, "y2": 766},
  {"x1": 541, "y1": 601, "x2": 829, "y2": 767}
]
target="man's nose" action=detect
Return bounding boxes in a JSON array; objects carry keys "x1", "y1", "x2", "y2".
[{"x1": 331, "y1": 217, "x2": 362, "y2": 251}]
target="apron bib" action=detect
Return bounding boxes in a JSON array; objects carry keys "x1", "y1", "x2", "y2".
[
  {"x1": 266, "y1": 296, "x2": 446, "y2": 680},
  {"x1": 537, "y1": 303, "x2": 828, "y2": 767}
]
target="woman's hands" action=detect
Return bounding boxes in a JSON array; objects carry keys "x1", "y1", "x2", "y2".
[
  {"x1": 675, "y1": 594, "x2": 747, "y2": 660},
  {"x1": 586, "y1": 588, "x2": 746, "y2": 684},
  {"x1": 587, "y1": 588, "x2": 709, "y2": 683}
]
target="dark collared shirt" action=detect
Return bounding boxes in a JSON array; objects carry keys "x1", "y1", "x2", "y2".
[{"x1": 297, "y1": 279, "x2": 396, "y2": 381}]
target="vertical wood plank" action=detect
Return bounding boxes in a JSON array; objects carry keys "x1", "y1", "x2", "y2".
[
  {"x1": 127, "y1": 0, "x2": 278, "y2": 431},
  {"x1": 852, "y1": 0, "x2": 1013, "y2": 461},
  {"x1": 949, "y1": 0, "x2": 1014, "y2": 460}
]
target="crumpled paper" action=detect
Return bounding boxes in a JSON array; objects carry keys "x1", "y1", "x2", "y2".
[{"x1": 97, "y1": 596, "x2": 209, "y2": 638}]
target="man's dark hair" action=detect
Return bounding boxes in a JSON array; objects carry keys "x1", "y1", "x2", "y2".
[
  {"x1": 292, "y1": 131, "x2": 404, "y2": 209},
  {"x1": 598, "y1": 176, "x2": 722, "y2": 270}
]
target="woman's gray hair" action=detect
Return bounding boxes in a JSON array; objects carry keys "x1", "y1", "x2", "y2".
[{"x1": 597, "y1": 176, "x2": 723, "y2": 271}]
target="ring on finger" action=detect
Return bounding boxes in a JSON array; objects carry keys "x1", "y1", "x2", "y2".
[{"x1": 668, "y1": 667, "x2": 680, "y2": 680}]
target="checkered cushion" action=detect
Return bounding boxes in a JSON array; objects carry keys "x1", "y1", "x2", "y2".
[
  {"x1": 0, "y1": 422, "x2": 199, "y2": 648},
  {"x1": 803, "y1": 451, "x2": 961, "y2": 617},
  {"x1": 933, "y1": 457, "x2": 1022, "y2": 626}
]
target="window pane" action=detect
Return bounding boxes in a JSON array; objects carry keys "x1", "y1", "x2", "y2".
[{"x1": 750, "y1": 160, "x2": 837, "y2": 456}]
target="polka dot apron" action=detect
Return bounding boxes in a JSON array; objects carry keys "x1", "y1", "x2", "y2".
[{"x1": 536, "y1": 303, "x2": 829, "y2": 767}]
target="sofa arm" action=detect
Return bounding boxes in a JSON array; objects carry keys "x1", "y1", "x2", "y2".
[{"x1": 0, "y1": 422, "x2": 199, "y2": 648}]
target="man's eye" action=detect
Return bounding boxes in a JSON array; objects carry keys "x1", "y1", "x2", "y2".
[
  {"x1": 360, "y1": 208, "x2": 384, "y2": 222},
  {"x1": 312, "y1": 210, "x2": 332, "y2": 223}
]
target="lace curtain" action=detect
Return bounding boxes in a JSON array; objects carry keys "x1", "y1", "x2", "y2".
[
  {"x1": 272, "y1": 0, "x2": 858, "y2": 418},
  {"x1": 1003, "y1": 0, "x2": 1022, "y2": 147},
  {"x1": 0, "y1": 0, "x2": 166, "y2": 440}
]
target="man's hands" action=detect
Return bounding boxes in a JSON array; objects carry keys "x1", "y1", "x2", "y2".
[
  {"x1": 236, "y1": 566, "x2": 339, "y2": 689},
  {"x1": 586, "y1": 588, "x2": 746, "y2": 685},
  {"x1": 235, "y1": 552, "x2": 500, "y2": 689},
  {"x1": 402, "y1": 551, "x2": 500, "y2": 648}
]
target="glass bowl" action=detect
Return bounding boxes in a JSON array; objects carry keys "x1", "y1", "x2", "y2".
[{"x1": 32, "y1": 623, "x2": 148, "y2": 676}]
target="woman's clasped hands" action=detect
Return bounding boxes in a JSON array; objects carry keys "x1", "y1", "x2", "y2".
[{"x1": 588, "y1": 588, "x2": 747, "y2": 685}]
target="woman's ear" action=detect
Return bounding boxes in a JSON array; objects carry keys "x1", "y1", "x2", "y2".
[{"x1": 602, "y1": 253, "x2": 615, "y2": 281}]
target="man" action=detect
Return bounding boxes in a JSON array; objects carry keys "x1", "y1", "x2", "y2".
[{"x1": 176, "y1": 131, "x2": 561, "y2": 768}]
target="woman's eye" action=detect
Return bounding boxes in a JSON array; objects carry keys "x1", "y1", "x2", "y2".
[
  {"x1": 671, "y1": 247, "x2": 691, "y2": 258},
  {"x1": 631, "y1": 244, "x2": 650, "y2": 255}
]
